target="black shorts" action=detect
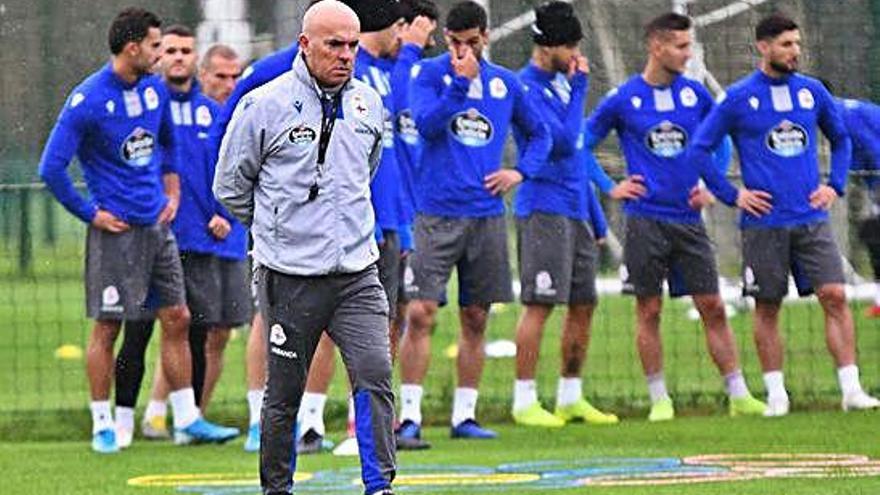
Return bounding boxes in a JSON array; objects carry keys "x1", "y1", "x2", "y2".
[
  {"x1": 621, "y1": 216, "x2": 719, "y2": 298},
  {"x1": 377, "y1": 230, "x2": 401, "y2": 319},
  {"x1": 181, "y1": 252, "x2": 252, "y2": 327},
  {"x1": 86, "y1": 224, "x2": 186, "y2": 320},
  {"x1": 405, "y1": 215, "x2": 512, "y2": 305},
  {"x1": 517, "y1": 213, "x2": 598, "y2": 305},
  {"x1": 742, "y1": 221, "x2": 845, "y2": 301}
]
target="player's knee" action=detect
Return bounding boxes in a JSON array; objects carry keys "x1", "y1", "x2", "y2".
[
  {"x1": 206, "y1": 330, "x2": 231, "y2": 354},
  {"x1": 817, "y1": 285, "x2": 847, "y2": 312},
  {"x1": 160, "y1": 306, "x2": 191, "y2": 339},
  {"x1": 408, "y1": 301, "x2": 437, "y2": 335},
  {"x1": 90, "y1": 328, "x2": 118, "y2": 351},
  {"x1": 637, "y1": 298, "x2": 662, "y2": 325},
  {"x1": 696, "y1": 296, "x2": 726, "y2": 325},
  {"x1": 165, "y1": 304, "x2": 191, "y2": 327},
  {"x1": 460, "y1": 304, "x2": 489, "y2": 337},
  {"x1": 566, "y1": 303, "x2": 594, "y2": 321}
]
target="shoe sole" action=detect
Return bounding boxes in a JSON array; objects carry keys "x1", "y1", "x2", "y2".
[
  {"x1": 513, "y1": 419, "x2": 564, "y2": 428},
  {"x1": 297, "y1": 442, "x2": 323, "y2": 455},
  {"x1": 556, "y1": 414, "x2": 619, "y2": 425},
  {"x1": 396, "y1": 438, "x2": 431, "y2": 450},
  {"x1": 450, "y1": 433, "x2": 498, "y2": 439},
  {"x1": 174, "y1": 433, "x2": 238, "y2": 445}
]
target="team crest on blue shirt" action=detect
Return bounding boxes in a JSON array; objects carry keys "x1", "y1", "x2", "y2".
[
  {"x1": 120, "y1": 127, "x2": 155, "y2": 167},
  {"x1": 195, "y1": 105, "x2": 212, "y2": 127},
  {"x1": 766, "y1": 119, "x2": 808, "y2": 157},
  {"x1": 449, "y1": 108, "x2": 493, "y2": 147},
  {"x1": 645, "y1": 120, "x2": 687, "y2": 158},
  {"x1": 680, "y1": 87, "x2": 698, "y2": 107},
  {"x1": 396, "y1": 110, "x2": 420, "y2": 145},
  {"x1": 143, "y1": 87, "x2": 160, "y2": 111},
  {"x1": 797, "y1": 88, "x2": 815, "y2": 110}
]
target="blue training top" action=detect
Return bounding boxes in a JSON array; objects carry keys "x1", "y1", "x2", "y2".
[
  {"x1": 168, "y1": 80, "x2": 247, "y2": 260},
  {"x1": 837, "y1": 97, "x2": 880, "y2": 193},
  {"x1": 513, "y1": 63, "x2": 604, "y2": 229},
  {"x1": 39, "y1": 63, "x2": 176, "y2": 226},
  {"x1": 690, "y1": 70, "x2": 851, "y2": 228},
  {"x1": 409, "y1": 52, "x2": 551, "y2": 218},
  {"x1": 585, "y1": 73, "x2": 718, "y2": 224}
]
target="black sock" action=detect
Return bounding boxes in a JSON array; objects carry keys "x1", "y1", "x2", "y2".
[
  {"x1": 114, "y1": 319, "x2": 156, "y2": 409},
  {"x1": 189, "y1": 323, "x2": 209, "y2": 408}
]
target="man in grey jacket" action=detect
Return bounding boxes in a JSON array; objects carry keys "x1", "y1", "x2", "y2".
[{"x1": 214, "y1": 2, "x2": 395, "y2": 494}]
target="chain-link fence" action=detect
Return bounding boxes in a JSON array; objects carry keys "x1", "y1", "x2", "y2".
[{"x1": 2, "y1": 0, "x2": 880, "y2": 419}]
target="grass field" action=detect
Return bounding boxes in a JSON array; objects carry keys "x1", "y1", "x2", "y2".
[
  {"x1": 2, "y1": 267, "x2": 880, "y2": 420},
  {"x1": 2, "y1": 193, "x2": 880, "y2": 495},
  {"x1": 3, "y1": 411, "x2": 880, "y2": 494}
]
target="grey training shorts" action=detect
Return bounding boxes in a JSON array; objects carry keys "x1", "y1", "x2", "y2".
[
  {"x1": 517, "y1": 213, "x2": 598, "y2": 305},
  {"x1": 621, "y1": 216, "x2": 719, "y2": 298},
  {"x1": 86, "y1": 224, "x2": 186, "y2": 320},
  {"x1": 742, "y1": 221, "x2": 845, "y2": 301},
  {"x1": 404, "y1": 214, "x2": 513, "y2": 305},
  {"x1": 181, "y1": 252, "x2": 252, "y2": 327}
]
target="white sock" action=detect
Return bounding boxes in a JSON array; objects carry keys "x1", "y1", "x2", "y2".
[
  {"x1": 347, "y1": 395, "x2": 356, "y2": 437},
  {"x1": 763, "y1": 370, "x2": 788, "y2": 401},
  {"x1": 512, "y1": 379, "x2": 537, "y2": 412},
  {"x1": 247, "y1": 389, "x2": 264, "y2": 426},
  {"x1": 91, "y1": 401, "x2": 114, "y2": 434},
  {"x1": 115, "y1": 406, "x2": 134, "y2": 432},
  {"x1": 646, "y1": 372, "x2": 669, "y2": 404},
  {"x1": 298, "y1": 392, "x2": 327, "y2": 437},
  {"x1": 874, "y1": 283, "x2": 880, "y2": 306},
  {"x1": 144, "y1": 400, "x2": 167, "y2": 420},
  {"x1": 451, "y1": 387, "x2": 478, "y2": 427},
  {"x1": 400, "y1": 384, "x2": 423, "y2": 425},
  {"x1": 723, "y1": 370, "x2": 750, "y2": 399},
  {"x1": 837, "y1": 365, "x2": 863, "y2": 397},
  {"x1": 168, "y1": 388, "x2": 200, "y2": 429},
  {"x1": 556, "y1": 377, "x2": 582, "y2": 407}
]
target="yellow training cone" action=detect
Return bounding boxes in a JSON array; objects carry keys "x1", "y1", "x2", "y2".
[
  {"x1": 54, "y1": 344, "x2": 83, "y2": 360},
  {"x1": 444, "y1": 344, "x2": 459, "y2": 359}
]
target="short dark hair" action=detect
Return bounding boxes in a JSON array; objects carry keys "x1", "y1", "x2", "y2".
[
  {"x1": 755, "y1": 13, "x2": 798, "y2": 41},
  {"x1": 644, "y1": 12, "x2": 691, "y2": 40},
  {"x1": 400, "y1": 0, "x2": 439, "y2": 23},
  {"x1": 162, "y1": 24, "x2": 195, "y2": 38},
  {"x1": 201, "y1": 44, "x2": 240, "y2": 70},
  {"x1": 446, "y1": 1, "x2": 487, "y2": 32},
  {"x1": 108, "y1": 7, "x2": 162, "y2": 55},
  {"x1": 817, "y1": 77, "x2": 834, "y2": 95}
]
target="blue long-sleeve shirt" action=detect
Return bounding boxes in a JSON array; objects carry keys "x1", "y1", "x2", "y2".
[
  {"x1": 39, "y1": 63, "x2": 176, "y2": 225},
  {"x1": 584, "y1": 74, "x2": 718, "y2": 224},
  {"x1": 391, "y1": 44, "x2": 424, "y2": 228},
  {"x1": 513, "y1": 63, "x2": 599, "y2": 221},
  {"x1": 168, "y1": 81, "x2": 247, "y2": 260},
  {"x1": 690, "y1": 70, "x2": 851, "y2": 228},
  {"x1": 210, "y1": 44, "x2": 299, "y2": 160},
  {"x1": 837, "y1": 97, "x2": 880, "y2": 193},
  {"x1": 409, "y1": 52, "x2": 551, "y2": 217},
  {"x1": 356, "y1": 48, "x2": 402, "y2": 235}
]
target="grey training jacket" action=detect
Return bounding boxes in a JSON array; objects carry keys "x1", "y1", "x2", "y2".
[{"x1": 214, "y1": 53, "x2": 385, "y2": 276}]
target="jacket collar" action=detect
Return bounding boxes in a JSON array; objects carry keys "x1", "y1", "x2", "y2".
[{"x1": 292, "y1": 51, "x2": 352, "y2": 98}]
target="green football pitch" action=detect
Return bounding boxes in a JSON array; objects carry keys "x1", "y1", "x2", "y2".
[
  {"x1": 3, "y1": 411, "x2": 880, "y2": 494},
  {"x1": 3, "y1": 272, "x2": 880, "y2": 417},
  {"x1": 2, "y1": 207, "x2": 880, "y2": 494}
]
